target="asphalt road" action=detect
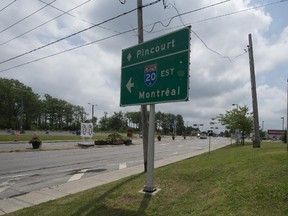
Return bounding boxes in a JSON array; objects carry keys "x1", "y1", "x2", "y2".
[{"x1": 0, "y1": 136, "x2": 231, "y2": 200}]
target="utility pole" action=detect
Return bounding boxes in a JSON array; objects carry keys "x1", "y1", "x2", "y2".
[
  {"x1": 286, "y1": 78, "x2": 288, "y2": 151},
  {"x1": 137, "y1": 0, "x2": 149, "y2": 172},
  {"x1": 20, "y1": 89, "x2": 24, "y2": 133},
  {"x1": 248, "y1": 34, "x2": 260, "y2": 148}
]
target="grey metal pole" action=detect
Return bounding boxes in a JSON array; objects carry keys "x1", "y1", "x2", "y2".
[
  {"x1": 92, "y1": 105, "x2": 94, "y2": 120},
  {"x1": 20, "y1": 90, "x2": 23, "y2": 132},
  {"x1": 248, "y1": 34, "x2": 261, "y2": 148},
  {"x1": 144, "y1": 104, "x2": 156, "y2": 192},
  {"x1": 209, "y1": 135, "x2": 211, "y2": 154}
]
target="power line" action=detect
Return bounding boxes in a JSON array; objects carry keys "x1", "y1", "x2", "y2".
[
  {"x1": 0, "y1": 0, "x2": 56, "y2": 35},
  {"x1": 144, "y1": 0, "x2": 230, "y2": 33},
  {"x1": 189, "y1": 0, "x2": 288, "y2": 26},
  {"x1": 0, "y1": 0, "x2": 16, "y2": 13},
  {"x1": 118, "y1": 0, "x2": 126, "y2": 5},
  {"x1": 0, "y1": 0, "x2": 161, "y2": 65},
  {"x1": 0, "y1": 0, "x2": 286, "y2": 72},
  {"x1": 145, "y1": 0, "x2": 287, "y2": 61},
  {"x1": 39, "y1": 0, "x2": 120, "y2": 34},
  {"x1": 148, "y1": 0, "x2": 288, "y2": 34},
  {"x1": 0, "y1": 28, "x2": 136, "y2": 73},
  {"x1": 0, "y1": 0, "x2": 94, "y2": 47}
]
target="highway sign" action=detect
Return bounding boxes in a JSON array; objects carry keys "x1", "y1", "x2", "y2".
[{"x1": 120, "y1": 26, "x2": 191, "y2": 106}]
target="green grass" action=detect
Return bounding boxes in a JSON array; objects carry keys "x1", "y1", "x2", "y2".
[
  {"x1": 0, "y1": 134, "x2": 132, "y2": 142},
  {"x1": 0, "y1": 134, "x2": 82, "y2": 142},
  {"x1": 6, "y1": 142, "x2": 288, "y2": 216}
]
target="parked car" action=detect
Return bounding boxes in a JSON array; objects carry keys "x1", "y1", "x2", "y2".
[{"x1": 199, "y1": 133, "x2": 207, "y2": 139}]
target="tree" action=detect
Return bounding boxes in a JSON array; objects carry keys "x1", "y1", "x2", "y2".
[
  {"x1": 0, "y1": 78, "x2": 40, "y2": 130},
  {"x1": 108, "y1": 111, "x2": 127, "y2": 131},
  {"x1": 99, "y1": 112, "x2": 109, "y2": 131},
  {"x1": 126, "y1": 111, "x2": 140, "y2": 130},
  {"x1": 216, "y1": 105, "x2": 253, "y2": 144},
  {"x1": 176, "y1": 114, "x2": 184, "y2": 135}
]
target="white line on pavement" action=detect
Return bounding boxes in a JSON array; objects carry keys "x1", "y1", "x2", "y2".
[
  {"x1": 0, "y1": 176, "x2": 24, "y2": 193},
  {"x1": 119, "y1": 163, "x2": 127, "y2": 170},
  {"x1": 68, "y1": 169, "x2": 88, "y2": 182},
  {"x1": 0, "y1": 181, "x2": 11, "y2": 193}
]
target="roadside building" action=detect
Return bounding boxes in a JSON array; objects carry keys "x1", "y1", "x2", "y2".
[{"x1": 266, "y1": 130, "x2": 285, "y2": 140}]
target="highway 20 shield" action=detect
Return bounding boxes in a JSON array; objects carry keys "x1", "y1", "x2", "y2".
[{"x1": 144, "y1": 64, "x2": 157, "y2": 87}]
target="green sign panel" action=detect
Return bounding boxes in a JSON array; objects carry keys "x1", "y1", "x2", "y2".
[{"x1": 120, "y1": 26, "x2": 191, "y2": 106}]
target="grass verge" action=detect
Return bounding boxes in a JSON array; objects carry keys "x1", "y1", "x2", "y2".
[{"x1": 6, "y1": 142, "x2": 288, "y2": 216}]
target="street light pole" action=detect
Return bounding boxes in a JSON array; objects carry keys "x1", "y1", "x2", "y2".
[
  {"x1": 88, "y1": 103, "x2": 97, "y2": 121},
  {"x1": 20, "y1": 90, "x2": 24, "y2": 132},
  {"x1": 281, "y1": 117, "x2": 284, "y2": 131}
]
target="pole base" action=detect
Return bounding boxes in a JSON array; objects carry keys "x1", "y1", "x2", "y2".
[{"x1": 143, "y1": 185, "x2": 157, "y2": 193}]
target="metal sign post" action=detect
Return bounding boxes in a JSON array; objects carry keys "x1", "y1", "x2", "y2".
[{"x1": 143, "y1": 104, "x2": 156, "y2": 192}]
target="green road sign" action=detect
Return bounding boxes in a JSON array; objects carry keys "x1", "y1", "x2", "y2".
[{"x1": 120, "y1": 26, "x2": 191, "y2": 106}]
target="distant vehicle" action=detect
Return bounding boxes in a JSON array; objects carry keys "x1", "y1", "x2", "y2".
[
  {"x1": 199, "y1": 133, "x2": 207, "y2": 139},
  {"x1": 198, "y1": 131, "x2": 207, "y2": 139}
]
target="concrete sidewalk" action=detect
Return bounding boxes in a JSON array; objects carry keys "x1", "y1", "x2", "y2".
[{"x1": 0, "y1": 142, "x2": 228, "y2": 215}]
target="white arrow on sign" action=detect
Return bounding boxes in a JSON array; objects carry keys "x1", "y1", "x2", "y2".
[
  {"x1": 127, "y1": 53, "x2": 132, "y2": 61},
  {"x1": 126, "y1": 77, "x2": 134, "y2": 93}
]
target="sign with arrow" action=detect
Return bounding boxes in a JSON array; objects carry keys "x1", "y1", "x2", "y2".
[{"x1": 120, "y1": 26, "x2": 191, "y2": 106}]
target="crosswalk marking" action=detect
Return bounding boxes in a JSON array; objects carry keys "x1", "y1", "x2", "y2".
[
  {"x1": 68, "y1": 169, "x2": 88, "y2": 182},
  {"x1": 0, "y1": 176, "x2": 24, "y2": 193},
  {"x1": 0, "y1": 181, "x2": 11, "y2": 193},
  {"x1": 119, "y1": 163, "x2": 127, "y2": 170}
]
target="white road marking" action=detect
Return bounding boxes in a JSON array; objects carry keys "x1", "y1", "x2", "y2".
[
  {"x1": 172, "y1": 152, "x2": 178, "y2": 155},
  {"x1": 191, "y1": 147, "x2": 204, "y2": 150},
  {"x1": 68, "y1": 169, "x2": 88, "y2": 182},
  {"x1": 0, "y1": 181, "x2": 12, "y2": 193},
  {"x1": 119, "y1": 163, "x2": 127, "y2": 170},
  {"x1": 0, "y1": 176, "x2": 24, "y2": 193},
  {"x1": 0, "y1": 174, "x2": 29, "y2": 180},
  {"x1": 177, "y1": 145, "x2": 184, "y2": 147}
]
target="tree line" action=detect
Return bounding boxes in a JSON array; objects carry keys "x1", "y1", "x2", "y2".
[
  {"x1": 0, "y1": 78, "x2": 195, "y2": 135},
  {"x1": 0, "y1": 78, "x2": 87, "y2": 131}
]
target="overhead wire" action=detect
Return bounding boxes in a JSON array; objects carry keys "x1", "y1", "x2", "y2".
[
  {"x1": 0, "y1": 0, "x2": 16, "y2": 13},
  {"x1": 145, "y1": 0, "x2": 288, "y2": 61},
  {"x1": 0, "y1": 0, "x2": 56, "y2": 35},
  {"x1": 39, "y1": 0, "x2": 121, "y2": 34},
  {"x1": 0, "y1": 0, "x2": 161, "y2": 65},
  {"x1": 144, "y1": 0, "x2": 230, "y2": 33},
  {"x1": 0, "y1": 28, "x2": 136, "y2": 73},
  {"x1": 189, "y1": 0, "x2": 288, "y2": 26},
  {"x1": 0, "y1": 0, "x2": 95, "y2": 47},
  {"x1": 146, "y1": 0, "x2": 233, "y2": 60},
  {"x1": 148, "y1": 0, "x2": 287, "y2": 34},
  {"x1": 0, "y1": 0, "x2": 287, "y2": 72},
  {"x1": 118, "y1": 0, "x2": 126, "y2": 5}
]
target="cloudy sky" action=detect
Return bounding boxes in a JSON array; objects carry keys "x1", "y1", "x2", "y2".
[{"x1": 0, "y1": 0, "x2": 287, "y2": 131}]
